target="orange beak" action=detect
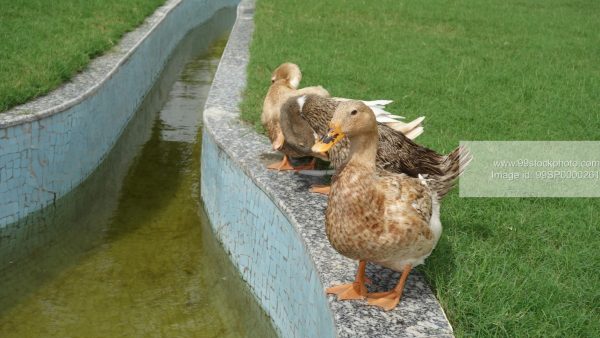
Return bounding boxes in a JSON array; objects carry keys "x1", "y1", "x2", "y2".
[{"x1": 311, "y1": 124, "x2": 345, "y2": 153}]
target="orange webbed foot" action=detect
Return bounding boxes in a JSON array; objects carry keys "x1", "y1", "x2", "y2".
[
  {"x1": 309, "y1": 184, "x2": 330, "y2": 195},
  {"x1": 366, "y1": 263, "x2": 412, "y2": 311},
  {"x1": 293, "y1": 159, "x2": 317, "y2": 171},
  {"x1": 367, "y1": 291, "x2": 401, "y2": 311},
  {"x1": 326, "y1": 260, "x2": 368, "y2": 301},
  {"x1": 267, "y1": 155, "x2": 295, "y2": 171},
  {"x1": 326, "y1": 282, "x2": 366, "y2": 300}
]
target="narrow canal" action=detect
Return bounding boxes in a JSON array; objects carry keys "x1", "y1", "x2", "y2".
[{"x1": 0, "y1": 7, "x2": 277, "y2": 337}]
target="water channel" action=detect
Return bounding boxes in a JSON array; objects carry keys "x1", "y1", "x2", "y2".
[{"x1": 0, "y1": 7, "x2": 276, "y2": 337}]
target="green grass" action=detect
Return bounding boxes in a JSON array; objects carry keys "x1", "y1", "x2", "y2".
[
  {"x1": 241, "y1": 0, "x2": 600, "y2": 336},
  {"x1": 0, "y1": 0, "x2": 166, "y2": 112}
]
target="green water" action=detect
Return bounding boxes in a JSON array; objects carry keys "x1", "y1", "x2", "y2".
[{"x1": 0, "y1": 8, "x2": 277, "y2": 338}]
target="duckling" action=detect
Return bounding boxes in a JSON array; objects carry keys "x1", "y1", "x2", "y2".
[
  {"x1": 284, "y1": 94, "x2": 461, "y2": 195},
  {"x1": 262, "y1": 63, "x2": 330, "y2": 170},
  {"x1": 311, "y1": 101, "x2": 471, "y2": 311}
]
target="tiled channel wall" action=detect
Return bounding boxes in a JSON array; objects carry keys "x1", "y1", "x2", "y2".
[
  {"x1": 0, "y1": 0, "x2": 238, "y2": 227},
  {"x1": 201, "y1": 124, "x2": 337, "y2": 338}
]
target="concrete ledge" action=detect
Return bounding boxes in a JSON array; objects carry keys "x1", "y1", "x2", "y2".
[
  {"x1": 201, "y1": 0, "x2": 454, "y2": 337},
  {"x1": 0, "y1": 0, "x2": 238, "y2": 227}
]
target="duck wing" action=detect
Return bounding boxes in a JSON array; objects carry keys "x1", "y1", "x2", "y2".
[
  {"x1": 376, "y1": 125, "x2": 473, "y2": 200},
  {"x1": 376, "y1": 124, "x2": 446, "y2": 177}
]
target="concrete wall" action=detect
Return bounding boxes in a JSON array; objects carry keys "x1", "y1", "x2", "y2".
[{"x1": 0, "y1": 0, "x2": 238, "y2": 227}]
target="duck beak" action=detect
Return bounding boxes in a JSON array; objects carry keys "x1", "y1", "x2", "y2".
[{"x1": 311, "y1": 124, "x2": 345, "y2": 153}]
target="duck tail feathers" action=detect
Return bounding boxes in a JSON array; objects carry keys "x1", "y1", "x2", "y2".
[
  {"x1": 385, "y1": 116, "x2": 425, "y2": 139},
  {"x1": 362, "y1": 99, "x2": 394, "y2": 107},
  {"x1": 333, "y1": 97, "x2": 393, "y2": 106},
  {"x1": 427, "y1": 145, "x2": 472, "y2": 199},
  {"x1": 403, "y1": 126, "x2": 424, "y2": 140}
]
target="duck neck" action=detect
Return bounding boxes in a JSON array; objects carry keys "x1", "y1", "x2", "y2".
[{"x1": 346, "y1": 130, "x2": 378, "y2": 172}]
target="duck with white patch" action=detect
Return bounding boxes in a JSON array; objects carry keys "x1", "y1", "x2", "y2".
[
  {"x1": 311, "y1": 100, "x2": 471, "y2": 311},
  {"x1": 262, "y1": 63, "x2": 330, "y2": 170}
]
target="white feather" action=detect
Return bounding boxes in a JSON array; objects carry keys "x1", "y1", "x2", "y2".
[
  {"x1": 429, "y1": 197, "x2": 443, "y2": 246},
  {"x1": 373, "y1": 109, "x2": 405, "y2": 122},
  {"x1": 297, "y1": 95, "x2": 307, "y2": 111},
  {"x1": 403, "y1": 126, "x2": 424, "y2": 140},
  {"x1": 385, "y1": 116, "x2": 425, "y2": 133},
  {"x1": 333, "y1": 97, "x2": 393, "y2": 106},
  {"x1": 361, "y1": 99, "x2": 393, "y2": 106},
  {"x1": 364, "y1": 100, "x2": 407, "y2": 123},
  {"x1": 333, "y1": 97, "x2": 399, "y2": 118}
]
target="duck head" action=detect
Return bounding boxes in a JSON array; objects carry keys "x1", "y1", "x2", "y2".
[
  {"x1": 312, "y1": 101, "x2": 377, "y2": 153},
  {"x1": 271, "y1": 63, "x2": 302, "y2": 89}
]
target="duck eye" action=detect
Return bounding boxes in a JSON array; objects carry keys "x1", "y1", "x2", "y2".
[{"x1": 350, "y1": 110, "x2": 358, "y2": 116}]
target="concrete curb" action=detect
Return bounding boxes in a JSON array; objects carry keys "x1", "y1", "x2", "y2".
[
  {"x1": 201, "y1": 0, "x2": 454, "y2": 337},
  {"x1": 0, "y1": 0, "x2": 238, "y2": 226}
]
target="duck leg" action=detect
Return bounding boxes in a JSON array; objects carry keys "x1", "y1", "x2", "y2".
[
  {"x1": 267, "y1": 155, "x2": 295, "y2": 171},
  {"x1": 367, "y1": 264, "x2": 412, "y2": 311},
  {"x1": 292, "y1": 158, "x2": 317, "y2": 171},
  {"x1": 326, "y1": 260, "x2": 367, "y2": 300},
  {"x1": 309, "y1": 185, "x2": 330, "y2": 195}
]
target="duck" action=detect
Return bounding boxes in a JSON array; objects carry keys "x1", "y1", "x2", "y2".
[
  {"x1": 284, "y1": 94, "x2": 461, "y2": 195},
  {"x1": 311, "y1": 100, "x2": 471, "y2": 311},
  {"x1": 262, "y1": 63, "x2": 331, "y2": 170}
]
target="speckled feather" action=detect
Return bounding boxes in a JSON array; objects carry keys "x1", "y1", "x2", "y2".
[
  {"x1": 326, "y1": 164, "x2": 436, "y2": 270},
  {"x1": 320, "y1": 101, "x2": 458, "y2": 272}
]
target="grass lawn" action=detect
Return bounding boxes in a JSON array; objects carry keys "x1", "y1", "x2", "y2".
[
  {"x1": 241, "y1": 0, "x2": 600, "y2": 336},
  {"x1": 0, "y1": 0, "x2": 166, "y2": 113}
]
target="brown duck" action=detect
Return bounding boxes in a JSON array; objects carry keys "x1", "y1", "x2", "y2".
[{"x1": 311, "y1": 101, "x2": 471, "y2": 310}]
